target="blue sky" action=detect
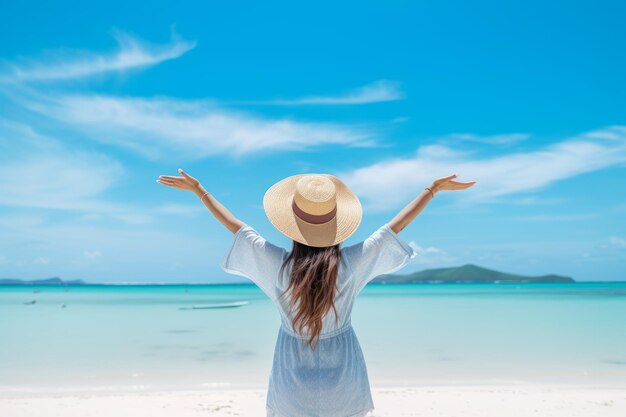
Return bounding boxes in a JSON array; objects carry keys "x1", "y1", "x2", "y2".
[{"x1": 1, "y1": 1, "x2": 625, "y2": 283}]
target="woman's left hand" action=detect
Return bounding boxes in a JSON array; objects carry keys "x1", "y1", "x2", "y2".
[
  {"x1": 156, "y1": 168, "x2": 201, "y2": 192},
  {"x1": 429, "y1": 173, "x2": 477, "y2": 194}
]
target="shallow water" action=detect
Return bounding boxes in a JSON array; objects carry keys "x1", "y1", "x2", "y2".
[{"x1": 1, "y1": 282, "x2": 625, "y2": 392}]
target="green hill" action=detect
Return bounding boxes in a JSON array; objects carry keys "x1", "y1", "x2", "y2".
[{"x1": 372, "y1": 263, "x2": 574, "y2": 284}]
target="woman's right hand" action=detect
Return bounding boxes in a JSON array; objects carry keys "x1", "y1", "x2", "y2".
[
  {"x1": 429, "y1": 173, "x2": 476, "y2": 194},
  {"x1": 157, "y1": 168, "x2": 202, "y2": 192}
]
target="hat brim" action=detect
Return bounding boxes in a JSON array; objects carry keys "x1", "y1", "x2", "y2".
[{"x1": 263, "y1": 174, "x2": 362, "y2": 247}]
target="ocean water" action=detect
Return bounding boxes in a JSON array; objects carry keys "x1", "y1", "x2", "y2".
[{"x1": 1, "y1": 282, "x2": 625, "y2": 394}]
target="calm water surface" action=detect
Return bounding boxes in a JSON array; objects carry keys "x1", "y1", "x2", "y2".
[{"x1": 1, "y1": 282, "x2": 625, "y2": 393}]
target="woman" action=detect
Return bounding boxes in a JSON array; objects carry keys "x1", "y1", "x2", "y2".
[{"x1": 157, "y1": 170, "x2": 476, "y2": 417}]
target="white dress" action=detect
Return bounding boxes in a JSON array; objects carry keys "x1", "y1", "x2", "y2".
[{"x1": 220, "y1": 223, "x2": 417, "y2": 417}]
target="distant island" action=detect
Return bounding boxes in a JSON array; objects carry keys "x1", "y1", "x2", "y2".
[
  {"x1": 373, "y1": 263, "x2": 574, "y2": 284},
  {"x1": 1, "y1": 264, "x2": 574, "y2": 285},
  {"x1": 0, "y1": 277, "x2": 86, "y2": 286}
]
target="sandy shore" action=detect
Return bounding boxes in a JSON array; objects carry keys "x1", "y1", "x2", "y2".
[{"x1": 1, "y1": 384, "x2": 625, "y2": 417}]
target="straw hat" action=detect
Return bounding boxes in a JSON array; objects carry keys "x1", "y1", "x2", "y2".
[{"x1": 263, "y1": 173, "x2": 362, "y2": 247}]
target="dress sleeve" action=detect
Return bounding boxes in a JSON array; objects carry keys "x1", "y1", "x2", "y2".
[
  {"x1": 342, "y1": 223, "x2": 417, "y2": 294},
  {"x1": 220, "y1": 224, "x2": 288, "y2": 301}
]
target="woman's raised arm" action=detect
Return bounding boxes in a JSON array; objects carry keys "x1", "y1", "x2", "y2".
[
  {"x1": 157, "y1": 168, "x2": 245, "y2": 234},
  {"x1": 387, "y1": 173, "x2": 477, "y2": 234}
]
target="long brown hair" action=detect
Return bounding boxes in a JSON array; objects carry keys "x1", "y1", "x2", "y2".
[{"x1": 278, "y1": 240, "x2": 342, "y2": 350}]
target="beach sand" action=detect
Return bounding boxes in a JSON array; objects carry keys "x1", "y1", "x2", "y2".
[{"x1": 1, "y1": 384, "x2": 625, "y2": 417}]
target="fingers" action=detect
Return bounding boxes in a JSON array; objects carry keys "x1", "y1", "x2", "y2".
[
  {"x1": 156, "y1": 176, "x2": 182, "y2": 188},
  {"x1": 156, "y1": 178, "x2": 178, "y2": 188},
  {"x1": 178, "y1": 168, "x2": 192, "y2": 179},
  {"x1": 434, "y1": 173, "x2": 459, "y2": 185},
  {"x1": 447, "y1": 180, "x2": 477, "y2": 189},
  {"x1": 156, "y1": 170, "x2": 197, "y2": 191},
  {"x1": 157, "y1": 177, "x2": 176, "y2": 185}
]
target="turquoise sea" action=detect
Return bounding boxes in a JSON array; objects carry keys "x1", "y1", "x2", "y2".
[{"x1": 1, "y1": 282, "x2": 625, "y2": 394}]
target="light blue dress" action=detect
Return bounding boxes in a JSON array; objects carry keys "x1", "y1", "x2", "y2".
[{"x1": 220, "y1": 223, "x2": 417, "y2": 417}]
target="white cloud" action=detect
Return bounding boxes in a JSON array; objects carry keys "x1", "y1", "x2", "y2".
[
  {"x1": 0, "y1": 121, "x2": 126, "y2": 212},
  {"x1": 409, "y1": 241, "x2": 442, "y2": 254},
  {"x1": 154, "y1": 203, "x2": 204, "y2": 215},
  {"x1": 83, "y1": 250, "x2": 102, "y2": 260},
  {"x1": 8, "y1": 153, "x2": 121, "y2": 210},
  {"x1": 34, "y1": 257, "x2": 51, "y2": 265},
  {"x1": 609, "y1": 236, "x2": 626, "y2": 249},
  {"x1": 0, "y1": 27, "x2": 196, "y2": 83},
  {"x1": 1, "y1": 221, "x2": 223, "y2": 282},
  {"x1": 0, "y1": 213, "x2": 46, "y2": 229},
  {"x1": 507, "y1": 196, "x2": 567, "y2": 206},
  {"x1": 18, "y1": 93, "x2": 378, "y2": 160},
  {"x1": 244, "y1": 80, "x2": 404, "y2": 105},
  {"x1": 340, "y1": 125, "x2": 626, "y2": 212},
  {"x1": 508, "y1": 213, "x2": 598, "y2": 222},
  {"x1": 438, "y1": 133, "x2": 530, "y2": 146},
  {"x1": 580, "y1": 236, "x2": 626, "y2": 264},
  {"x1": 408, "y1": 241, "x2": 456, "y2": 265},
  {"x1": 0, "y1": 121, "x2": 203, "y2": 222},
  {"x1": 0, "y1": 32, "x2": 388, "y2": 160}
]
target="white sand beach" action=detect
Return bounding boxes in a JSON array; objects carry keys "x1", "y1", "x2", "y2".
[{"x1": 1, "y1": 384, "x2": 625, "y2": 417}]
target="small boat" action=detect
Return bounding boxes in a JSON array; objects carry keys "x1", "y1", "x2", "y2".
[
  {"x1": 23, "y1": 300, "x2": 37, "y2": 305},
  {"x1": 178, "y1": 301, "x2": 249, "y2": 310},
  {"x1": 61, "y1": 303, "x2": 67, "y2": 308}
]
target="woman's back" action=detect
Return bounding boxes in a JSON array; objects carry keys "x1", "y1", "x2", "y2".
[
  {"x1": 220, "y1": 222, "x2": 416, "y2": 417},
  {"x1": 220, "y1": 222, "x2": 416, "y2": 338}
]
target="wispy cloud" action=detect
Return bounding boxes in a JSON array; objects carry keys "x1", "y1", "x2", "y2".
[
  {"x1": 34, "y1": 257, "x2": 51, "y2": 265},
  {"x1": 0, "y1": 30, "x2": 389, "y2": 160},
  {"x1": 0, "y1": 121, "x2": 201, "y2": 222},
  {"x1": 437, "y1": 133, "x2": 531, "y2": 146},
  {"x1": 83, "y1": 250, "x2": 103, "y2": 260},
  {"x1": 610, "y1": 236, "x2": 626, "y2": 249},
  {"x1": 17, "y1": 93, "x2": 379, "y2": 160},
  {"x1": 508, "y1": 213, "x2": 598, "y2": 222},
  {"x1": 245, "y1": 80, "x2": 404, "y2": 105},
  {"x1": 507, "y1": 196, "x2": 567, "y2": 206},
  {"x1": 0, "y1": 27, "x2": 196, "y2": 83},
  {"x1": 408, "y1": 241, "x2": 456, "y2": 265},
  {"x1": 0, "y1": 120, "x2": 125, "y2": 211},
  {"x1": 339, "y1": 125, "x2": 626, "y2": 212},
  {"x1": 581, "y1": 236, "x2": 626, "y2": 263},
  {"x1": 0, "y1": 215, "x2": 220, "y2": 282}
]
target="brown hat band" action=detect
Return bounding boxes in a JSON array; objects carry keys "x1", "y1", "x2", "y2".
[{"x1": 291, "y1": 199, "x2": 337, "y2": 224}]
